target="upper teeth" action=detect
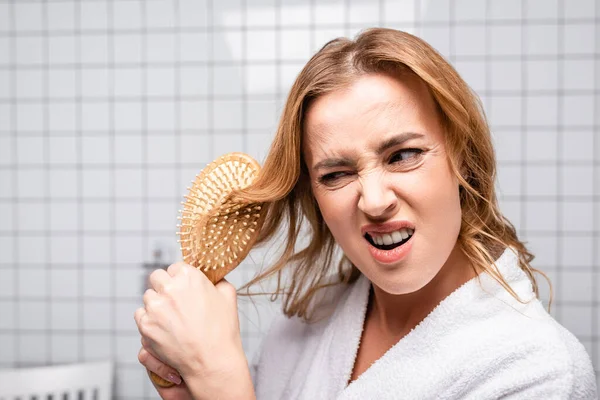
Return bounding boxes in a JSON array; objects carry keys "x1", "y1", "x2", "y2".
[{"x1": 369, "y1": 228, "x2": 414, "y2": 246}]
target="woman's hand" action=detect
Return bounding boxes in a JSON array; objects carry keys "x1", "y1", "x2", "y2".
[
  {"x1": 138, "y1": 344, "x2": 193, "y2": 399},
  {"x1": 134, "y1": 262, "x2": 255, "y2": 400}
]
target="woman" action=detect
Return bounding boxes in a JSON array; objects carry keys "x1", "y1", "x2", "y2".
[{"x1": 134, "y1": 28, "x2": 597, "y2": 399}]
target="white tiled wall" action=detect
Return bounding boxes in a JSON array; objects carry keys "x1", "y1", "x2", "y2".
[{"x1": 0, "y1": 0, "x2": 598, "y2": 398}]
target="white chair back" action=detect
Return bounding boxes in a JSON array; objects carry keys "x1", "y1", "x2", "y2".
[{"x1": 0, "y1": 361, "x2": 113, "y2": 400}]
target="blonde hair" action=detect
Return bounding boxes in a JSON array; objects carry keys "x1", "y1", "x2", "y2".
[{"x1": 233, "y1": 28, "x2": 552, "y2": 321}]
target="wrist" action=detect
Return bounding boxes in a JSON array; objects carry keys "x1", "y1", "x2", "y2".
[{"x1": 183, "y1": 354, "x2": 255, "y2": 400}]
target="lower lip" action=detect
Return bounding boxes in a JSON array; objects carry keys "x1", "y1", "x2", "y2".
[{"x1": 367, "y1": 235, "x2": 413, "y2": 264}]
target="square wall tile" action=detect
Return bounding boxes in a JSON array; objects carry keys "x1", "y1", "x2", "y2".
[
  {"x1": 489, "y1": 25, "x2": 521, "y2": 55},
  {"x1": 48, "y1": 2, "x2": 76, "y2": 31},
  {"x1": 453, "y1": 25, "x2": 486, "y2": 56},
  {"x1": 561, "y1": 201, "x2": 593, "y2": 233},
  {"x1": 562, "y1": 95, "x2": 594, "y2": 127},
  {"x1": 49, "y1": 170, "x2": 79, "y2": 199},
  {"x1": 115, "y1": 236, "x2": 144, "y2": 264},
  {"x1": 18, "y1": 268, "x2": 47, "y2": 298},
  {"x1": 49, "y1": 136, "x2": 78, "y2": 165},
  {"x1": 19, "y1": 235, "x2": 46, "y2": 265},
  {"x1": 19, "y1": 300, "x2": 46, "y2": 330},
  {"x1": 563, "y1": 24, "x2": 595, "y2": 55},
  {"x1": 50, "y1": 235, "x2": 78, "y2": 265},
  {"x1": 147, "y1": 201, "x2": 178, "y2": 231},
  {"x1": 51, "y1": 301, "x2": 79, "y2": 330},
  {"x1": 561, "y1": 166, "x2": 592, "y2": 197},
  {"x1": 80, "y1": 35, "x2": 109, "y2": 64},
  {"x1": 50, "y1": 269, "x2": 79, "y2": 299},
  {"x1": 561, "y1": 270, "x2": 593, "y2": 303},
  {"x1": 489, "y1": 97, "x2": 522, "y2": 127},
  {"x1": 115, "y1": 202, "x2": 143, "y2": 232},
  {"x1": 17, "y1": 137, "x2": 44, "y2": 166},
  {"x1": 526, "y1": 25, "x2": 558, "y2": 56},
  {"x1": 82, "y1": 202, "x2": 111, "y2": 232},
  {"x1": 82, "y1": 137, "x2": 111, "y2": 165},
  {"x1": 527, "y1": 96, "x2": 558, "y2": 126},
  {"x1": 180, "y1": 100, "x2": 208, "y2": 130},
  {"x1": 51, "y1": 333, "x2": 80, "y2": 363},
  {"x1": 490, "y1": 60, "x2": 522, "y2": 92},
  {"x1": 213, "y1": 100, "x2": 243, "y2": 130},
  {"x1": 558, "y1": 305, "x2": 592, "y2": 337},
  {"x1": 180, "y1": 66, "x2": 209, "y2": 96},
  {"x1": 525, "y1": 200, "x2": 557, "y2": 231},
  {"x1": 247, "y1": 100, "x2": 277, "y2": 130},
  {"x1": 147, "y1": 169, "x2": 177, "y2": 198},
  {"x1": 488, "y1": 0, "x2": 522, "y2": 19},
  {"x1": 83, "y1": 301, "x2": 111, "y2": 330},
  {"x1": 115, "y1": 135, "x2": 143, "y2": 165},
  {"x1": 526, "y1": 235, "x2": 558, "y2": 268},
  {"x1": 526, "y1": 60, "x2": 557, "y2": 91},
  {"x1": 81, "y1": 69, "x2": 110, "y2": 97},
  {"x1": 561, "y1": 130, "x2": 593, "y2": 162},
  {"x1": 180, "y1": 134, "x2": 211, "y2": 164},
  {"x1": 146, "y1": 33, "x2": 176, "y2": 63},
  {"x1": 115, "y1": 169, "x2": 144, "y2": 198},
  {"x1": 17, "y1": 201, "x2": 45, "y2": 233},
  {"x1": 561, "y1": 236, "x2": 593, "y2": 267},
  {"x1": 280, "y1": 29, "x2": 312, "y2": 61},
  {"x1": 82, "y1": 170, "x2": 111, "y2": 199},
  {"x1": 19, "y1": 333, "x2": 47, "y2": 365},
  {"x1": 83, "y1": 269, "x2": 111, "y2": 298},
  {"x1": 83, "y1": 333, "x2": 112, "y2": 360},
  {"x1": 83, "y1": 235, "x2": 111, "y2": 265},
  {"x1": 48, "y1": 103, "x2": 77, "y2": 132},
  {"x1": 213, "y1": 65, "x2": 244, "y2": 96},
  {"x1": 526, "y1": 130, "x2": 557, "y2": 162},
  {"x1": 147, "y1": 135, "x2": 176, "y2": 164},
  {"x1": 17, "y1": 169, "x2": 45, "y2": 198},
  {"x1": 146, "y1": 67, "x2": 176, "y2": 97},
  {"x1": 526, "y1": 166, "x2": 557, "y2": 196},
  {"x1": 82, "y1": 102, "x2": 110, "y2": 132},
  {"x1": 147, "y1": 102, "x2": 176, "y2": 131},
  {"x1": 113, "y1": 1, "x2": 142, "y2": 30}
]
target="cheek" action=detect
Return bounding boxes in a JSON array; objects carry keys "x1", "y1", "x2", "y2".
[{"x1": 313, "y1": 188, "x2": 356, "y2": 238}]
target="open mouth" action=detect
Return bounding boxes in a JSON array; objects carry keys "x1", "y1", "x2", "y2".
[{"x1": 364, "y1": 228, "x2": 414, "y2": 251}]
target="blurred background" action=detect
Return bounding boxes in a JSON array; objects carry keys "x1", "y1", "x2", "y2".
[{"x1": 0, "y1": 0, "x2": 598, "y2": 398}]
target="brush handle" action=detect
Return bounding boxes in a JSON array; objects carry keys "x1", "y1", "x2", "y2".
[{"x1": 149, "y1": 370, "x2": 177, "y2": 388}]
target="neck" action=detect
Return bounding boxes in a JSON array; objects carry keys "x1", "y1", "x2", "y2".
[{"x1": 368, "y1": 244, "x2": 477, "y2": 336}]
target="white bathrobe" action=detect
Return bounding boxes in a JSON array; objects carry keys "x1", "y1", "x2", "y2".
[{"x1": 251, "y1": 248, "x2": 597, "y2": 399}]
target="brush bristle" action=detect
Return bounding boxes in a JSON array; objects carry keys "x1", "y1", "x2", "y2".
[{"x1": 177, "y1": 153, "x2": 267, "y2": 283}]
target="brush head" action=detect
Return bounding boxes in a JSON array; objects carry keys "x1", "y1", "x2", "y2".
[{"x1": 177, "y1": 151, "x2": 267, "y2": 283}]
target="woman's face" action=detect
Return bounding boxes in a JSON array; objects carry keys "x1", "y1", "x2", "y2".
[{"x1": 303, "y1": 71, "x2": 463, "y2": 295}]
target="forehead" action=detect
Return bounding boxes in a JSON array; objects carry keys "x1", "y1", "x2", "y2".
[{"x1": 303, "y1": 72, "x2": 441, "y2": 151}]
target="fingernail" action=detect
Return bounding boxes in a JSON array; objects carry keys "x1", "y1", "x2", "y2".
[{"x1": 166, "y1": 373, "x2": 182, "y2": 385}]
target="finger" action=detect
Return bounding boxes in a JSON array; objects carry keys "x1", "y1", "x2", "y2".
[
  {"x1": 166, "y1": 262, "x2": 187, "y2": 277},
  {"x1": 138, "y1": 347, "x2": 182, "y2": 386},
  {"x1": 215, "y1": 278, "x2": 238, "y2": 305},
  {"x1": 133, "y1": 307, "x2": 146, "y2": 329},
  {"x1": 148, "y1": 269, "x2": 171, "y2": 293},
  {"x1": 142, "y1": 288, "x2": 159, "y2": 307}
]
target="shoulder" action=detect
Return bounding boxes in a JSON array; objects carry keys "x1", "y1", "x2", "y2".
[{"x1": 460, "y1": 299, "x2": 597, "y2": 399}]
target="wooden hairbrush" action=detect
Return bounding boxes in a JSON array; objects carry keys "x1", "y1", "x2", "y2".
[{"x1": 148, "y1": 152, "x2": 267, "y2": 388}]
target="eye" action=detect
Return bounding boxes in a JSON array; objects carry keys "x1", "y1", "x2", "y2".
[
  {"x1": 389, "y1": 148, "x2": 423, "y2": 164},
  {"x1": 318, "y1": 171, "x2": 351, "y2": 184}
]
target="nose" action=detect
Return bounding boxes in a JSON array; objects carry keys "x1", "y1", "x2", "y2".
[{"x1": 357, "y1": 171, "x2": 398, "y2": 219}]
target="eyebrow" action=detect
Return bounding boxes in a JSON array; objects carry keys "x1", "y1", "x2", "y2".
[{"x1": 312, "y1": 131, "x2": 425, "y2": 171}]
